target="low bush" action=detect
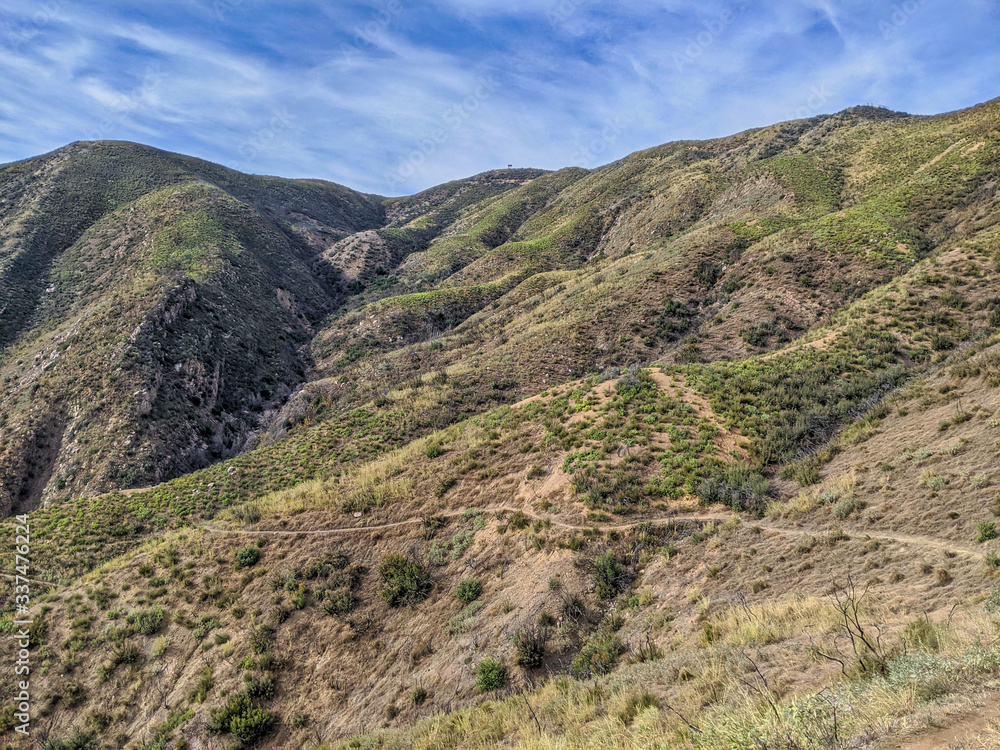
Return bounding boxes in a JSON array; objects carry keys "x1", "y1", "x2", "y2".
[
  {"x1": 697, "y1": 465, "x2": 772, "y2": 514},
  {"x1": 208, "y1": 692, "x2": 274, "y2": 744},
  {"x1": 594, "y1": 552, "x2": 626, "y2": 600},
  {"x1": 41, "y1": 731, "x2": 96, "y2": 750},
  {"x1": 244, "y1": 673, "x2": 276, "y2": 699},
  {"x1": 322, "y1": 589, "x2": 357, "y2": 616},
  {"x1": 833, "y1": 496, "x2": 862, "y2": 520},
  {"x1": 128, "y1": 606, "x2": 165, "y2": 636},
  {"x1": 476, "y1": 658, "x2": 507, "y2": 691},
  {"x1": 110, "y1": 641, "x2": 141, "y2": 667},
  {"x1": 977, "y1": 520, "x2": 998, "y2": 543},
  {"x1": 378, "y1": 554, "x2": 432, "y2": 607},
  {"x1": 456, "y1": 579, "x2": 482, "y2": 604},
  {"x1": 561, "y1": 593, "x2": 586, "y2": 618},
  {"x1": 571, "y1": 633, "x2": 623, "y2": 679},
  {"x1": 512, "y1": 628, "x2": 546, "y2": 668},
  {"x1": 236, "y1": 546, "x2": 261, "y2": 568}
]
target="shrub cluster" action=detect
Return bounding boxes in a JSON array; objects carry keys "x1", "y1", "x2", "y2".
[
  {"x1": 208, "y1": 692, "x2": 274, "y2": 745},
  {"x1": 378, "y1": 554, "x2": 432, "y2": 607}
]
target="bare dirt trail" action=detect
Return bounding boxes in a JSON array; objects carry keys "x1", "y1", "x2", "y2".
[
  {"x1": 203, "y1": 506, "x2": 989, "y2": 562},
  {"x1": 915, "y1": 139, "x2": 968, "y2": 174},
  {"x1": 8, "y1": 509, "x2": 980, "y2": 595}
]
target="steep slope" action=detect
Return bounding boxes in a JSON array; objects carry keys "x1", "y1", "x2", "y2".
[
  {"x1": 0, "y1": 146, "x2": 556, "y2": 511},
  {"x1": 0, "y1": 98, "x2": 999, "y2": 750},
  {"x1": 274, "y1": 98, "x2": 999, "y2": 462},
  {"x1": 10, "y1": 164, "x2": 1000, "y2": 748},
  {"x1": 0, "y1": 142, "x2": 396, "y2": 511}
]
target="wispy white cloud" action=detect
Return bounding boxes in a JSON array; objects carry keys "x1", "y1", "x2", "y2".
[{"x1": 0, "y1": 0, "x2": 996, "y2": 193}]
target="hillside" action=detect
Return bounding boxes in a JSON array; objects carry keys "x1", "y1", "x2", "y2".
[
  {"x1": 0, "y1": 97, "x2": 999, "y2": 750},
  {"x1": 0, "y1": 143, "x2": 541, "y2": 511}
]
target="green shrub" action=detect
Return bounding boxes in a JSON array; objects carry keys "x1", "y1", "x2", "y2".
[
  {"x1": 249, "y1": 624, "x2": 275, "y2": 654},
  {"x1": 232, "y1": 502, "x2": 263, "y2": 524},
  {"x1": 571, "y1": 633, "x2": 623, "y2": 679},
  {"x1": 230, "y1": 707, "x2": 275, "y2": 744},
  {"x1": 456, "y1": 579, "x2": 482, "y2": 604},
  {"x1": 322, "y1": 589, "x2": 357, "y2": 616},
  {"x1": 236, "y1": 546, "x2": 261, "y2": 567},
  {"x1": 152, "y1": 636, "x2": 169, "y2": 657},
  {"x1": 244, "y1": 673, "x2": 276, "y2": 699},
  {"x1": 110, "y1": 641, "x2": 141, "y2": 667},
  {"x1": 378, "y1": 554, "x2": 432, "y2": 607},
  {"x1": 594, "y1": 552, "x2": 625, "y2": 600},
  {"x1": 208, "y1": 692, "x2": 274, "y2": 743},
  {"x1": 128, "y1": 606, "x2": 165, "y2": 636},
  {"x1": 537, "y1": 611, "x2": 556, "y2": 628},
  {"x1": 570, "y1": 464, "x2": 646, "y2": 511},
  {"x1": 833, "y1": 495, "x2": 862, "y2": 520},
  {"x1": 41, "y1": 730, "x2": 96, "y2": 750},
  {"x1": 425, "y1": 443, "x2": 444, "y2": 458},
  {"x1": 977, "y1": 520, "x2": 998, "y2": 543},
  {"x1": 792, "y1": 463, "x2": 822, "y2": 487},
  {"x1": 508, "y1": 511, "x2": 530, "y2": 530},
  {"x1": 697, "y1": 465, "x2": 771, "y2": 514},
  {"x1": 292, "y1": 583, "x2": 307, "y2": 609},
  {"x1": 189, "y1": 667, "x2": 214, "y2": 703},
  {"x1": 476, "y1": 658, "x2": 507, "y2": 691}
]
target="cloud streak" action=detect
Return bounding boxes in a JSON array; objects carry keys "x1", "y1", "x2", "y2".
[{"x1": 0, "y1": 0, "x2": 996, "y2": 194}]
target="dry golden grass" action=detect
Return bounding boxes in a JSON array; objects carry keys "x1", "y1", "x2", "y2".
[{"x1": 708, "y1": 593, "x2": 843, "y2": 647}]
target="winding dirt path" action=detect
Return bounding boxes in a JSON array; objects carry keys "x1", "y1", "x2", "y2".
[
  {"x1": 203, "y1": 507, "x2": 988, "y2": 562},
  {"x1": 5, "y1": 509, "x2": 983, "y2": 597}
]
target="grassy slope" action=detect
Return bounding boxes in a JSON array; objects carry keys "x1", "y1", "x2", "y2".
[{"x1": 0, "y1": 99, "x2": 999, "y2": 749}]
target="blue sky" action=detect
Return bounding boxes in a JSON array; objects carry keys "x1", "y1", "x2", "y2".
[{"x1": 1, "y1": 1, "x2": 997, "y2": 195}]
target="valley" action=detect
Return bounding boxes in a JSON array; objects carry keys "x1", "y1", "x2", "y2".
[{"x1": 1, "y1": 97, "x2": 999, "y2": 749}]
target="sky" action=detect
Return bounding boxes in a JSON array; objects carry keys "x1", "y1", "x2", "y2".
[{"x1": 0, "y1": 1, "x2": 997, "y2": 195}]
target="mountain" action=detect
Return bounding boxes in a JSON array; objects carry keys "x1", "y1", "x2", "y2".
[
  {"x1": 0, "y1": 97, "x2": 999, "y2": 749},
  {"x1": 0, "y1": 142, "x2": 542, "y2": 512}
]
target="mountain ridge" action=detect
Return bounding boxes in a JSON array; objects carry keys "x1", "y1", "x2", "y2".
[{"x1": 1, "y1": 95, "x2": 999, "y2": 749}]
